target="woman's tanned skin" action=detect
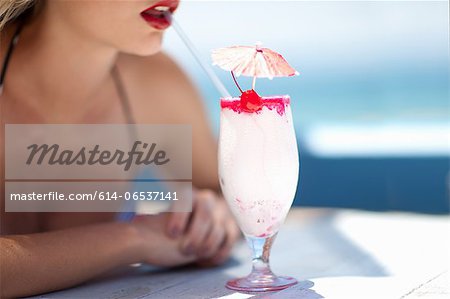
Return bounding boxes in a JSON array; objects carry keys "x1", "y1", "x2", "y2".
[{"x1": 0, "y1": 1, "x2": 240, "y2": 297}]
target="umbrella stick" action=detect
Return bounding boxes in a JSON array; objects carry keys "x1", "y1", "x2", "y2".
[
  {"x1": 252, "y1": 76, "x2": 256, "y2": 90},
  {"x1": 165, "y1": 12, "x2": 231, "y2": 98},
  {"x1": 231, "y1": 71, "x2": 243, "y2": 93}
]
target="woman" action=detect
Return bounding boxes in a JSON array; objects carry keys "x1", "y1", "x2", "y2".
[{"x1": 0, "y1": 1, "x2": 240, "y2": 297}]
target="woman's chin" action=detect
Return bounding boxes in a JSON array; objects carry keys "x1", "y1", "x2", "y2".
[{"x1": 124, "y1": 33, "x2": 163, "y2": 56}]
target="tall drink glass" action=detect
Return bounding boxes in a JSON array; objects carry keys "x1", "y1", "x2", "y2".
[{"x1": 219, "y1": 95, "x2": 299, "y2": 292}]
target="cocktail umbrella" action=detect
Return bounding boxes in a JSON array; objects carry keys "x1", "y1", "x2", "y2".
[{"x1": 212, "y1": 43, "x2": 298, "y2": 91}]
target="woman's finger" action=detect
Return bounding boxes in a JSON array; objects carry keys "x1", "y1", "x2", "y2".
[
  {"x1": 197, "y1": 216, "x2": 226, "y2": 259},
  {"x1": 209, "y1": 218, "x2": 241, "y2": 265},
  {"x1": 164, "y1": 187, "x2": 200, "y2": 239},
  {"x1": 165, "y1": 211, "x2": 191, "y2": 239},
  {"x1": 180, "y1": 191, "x2": 215, "y2": 255}
]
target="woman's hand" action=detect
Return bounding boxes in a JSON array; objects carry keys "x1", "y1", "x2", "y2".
[
  {"x1": 131, "y1": 214, "x2": 197, "y2": 267},
  {"x1": 164, "y1": 189, "x2": 241, "y2": 265}
]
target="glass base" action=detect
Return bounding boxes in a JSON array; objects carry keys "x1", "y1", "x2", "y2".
[{"x1": 226, "y1": 275, "x2": 297, "y2": 292}]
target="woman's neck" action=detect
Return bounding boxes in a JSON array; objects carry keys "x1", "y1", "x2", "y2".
[{"x1": 9, "y1": 8, "x2": 119, "y2": 111}]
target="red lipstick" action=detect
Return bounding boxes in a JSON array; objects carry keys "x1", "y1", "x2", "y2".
[{"x1": 140, "y1": 0, "x2": 179, "y2": 30}]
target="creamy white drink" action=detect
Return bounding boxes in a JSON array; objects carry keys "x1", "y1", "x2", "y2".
[{"x1": 219, "y1": 95, "x2": 299, "y2": 238}]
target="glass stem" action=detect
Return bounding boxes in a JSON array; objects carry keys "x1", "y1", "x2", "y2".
[{"x1": 246, "y1": 234, "x2": 277, "y2": 282}]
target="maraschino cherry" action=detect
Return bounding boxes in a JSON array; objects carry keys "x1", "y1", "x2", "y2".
[
  {"x1": 240, "y1": 89, "x2": 262, "y2": 112},
  {"x1": 231, "y1": 71, "x2": 263, "y2": 112}
]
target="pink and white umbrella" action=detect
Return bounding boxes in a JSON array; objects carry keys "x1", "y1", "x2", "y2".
[
  {"x1": 211, "y1": 43, "x2": 298, "y2": 91},
  {"x1": 212, "y1": 43, "x2": 298, "y2": 78}
]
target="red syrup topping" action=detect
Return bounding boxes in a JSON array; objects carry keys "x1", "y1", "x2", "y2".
[
  {"x1": 257, "y1": 232, "x2": 270, "y2": 238},
  {"x1": 221, "y1": 95, "x2": 290, "y2": 116}
]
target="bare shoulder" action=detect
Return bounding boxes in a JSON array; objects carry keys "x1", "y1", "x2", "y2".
[
  {"x1": 117, "y1": 51, "x2": 189, "y2": 86},
  {"x1": 116, "y1": 52, "x2": 205, "y2": 124}
]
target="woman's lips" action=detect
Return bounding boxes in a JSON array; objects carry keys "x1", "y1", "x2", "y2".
[{"x1": 140, "y1": 0, "x2": 179, "y2": 30}]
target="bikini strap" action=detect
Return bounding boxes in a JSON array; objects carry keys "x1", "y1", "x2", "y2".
[
  {"x1": 111, "y1": 64, "x2": 136, "y2": 125},
  {"x1": 0, "y1": 20, "x2": 26, "y2": 96}
]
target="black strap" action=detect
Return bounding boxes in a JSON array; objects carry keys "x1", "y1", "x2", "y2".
[
  {"x1": 112, "y1": 65, "x2": 138, "y2": 146},
  {"x1": 0, "y1": 21, "x2": 25, "y2": 95},
  {"x1": 111, "y1": 64, "x2": 136, "y2": 125}
]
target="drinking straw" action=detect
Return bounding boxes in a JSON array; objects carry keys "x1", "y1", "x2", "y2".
[{"x1": 164, "y1": 12, "x2": 231, "y2": 98}]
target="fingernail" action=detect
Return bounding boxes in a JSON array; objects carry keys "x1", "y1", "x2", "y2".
[
  {"x1": 169, "y1": 227, "x2": 180, "y2": 238},
  {"x1": 183, "y1": 245, "x2": 195, "y2": 255},
  {"x1": 213, "y1": 254, "x2": 227, "y2": 264},
  {"x1": 197, "y1": 247, "x2": 209, "y2": 258}
]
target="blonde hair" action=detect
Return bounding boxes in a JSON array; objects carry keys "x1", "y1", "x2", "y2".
[{"x1": 0, "y1": 0, "x2": 36, "y2": 30}]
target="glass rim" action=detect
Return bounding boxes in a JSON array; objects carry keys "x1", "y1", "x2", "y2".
[{"x1": 220, "y1": 94, "x2": 290, "y2": 102}]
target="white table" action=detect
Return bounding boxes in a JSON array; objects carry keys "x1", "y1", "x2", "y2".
[{"x1": 31, "y1": 208, "x2": 450, "y2": 299}]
